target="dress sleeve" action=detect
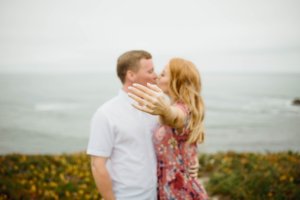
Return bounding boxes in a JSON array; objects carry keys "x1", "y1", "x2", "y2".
[
  {"x1": 175, "y1": 102, "x2": 190, "y2": 126},
  {"x1": 86, "y1": 109, "x2": 115, "y2": 157},
  {"x1": 173, "y1": 102, "x2": 191, "y2": 136}
]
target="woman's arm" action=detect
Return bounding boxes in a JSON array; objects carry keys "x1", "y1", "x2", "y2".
[
  {"x1": 159, "y1": 104, "x2": 185, "y2": 129},
  {"x1": 128, "y1": 83, "x2": 186, "y2": 129},
  {"x1": 129, "y1": 83, "x2": 199, "y2": 177}
]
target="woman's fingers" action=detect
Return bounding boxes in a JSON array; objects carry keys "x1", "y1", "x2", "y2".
[
  {"x1": 128, "y1": 83, "x2": 167, "y2": 116},
  {"x1": 130, "y1": 83, "x2": 164, "y2": 103},
  {"x1": 128, "y1": 92, "x2": 146, "y2": 105},
  {"x1": 128, "y1": 86, "x2": 156, "y2": 103},
  {"x1": 147, "y1": 83, "x2": 163, "y2": 93},
  {"x1": 132, "y1": 83, "x2": 157, "y2": 96},
  {"x1": 128, "y1": 92, "x2": 156, "y2": 110},
  {"x1": 131, "y1": 103, "x2": 154, "y2": 115}
]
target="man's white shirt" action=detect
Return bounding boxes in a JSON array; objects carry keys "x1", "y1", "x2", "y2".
[{"x1": 87, "y1": 90, "x2": 158, "y2": 200}]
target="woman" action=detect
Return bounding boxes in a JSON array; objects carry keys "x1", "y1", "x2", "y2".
[{"x1": 128, "y1": 58, "x2": 208, "y2": 200}]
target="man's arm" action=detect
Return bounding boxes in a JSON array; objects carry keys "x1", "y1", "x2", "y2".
[{"x1": 91, "y1": 156, "x2": 115, "y2": 200}]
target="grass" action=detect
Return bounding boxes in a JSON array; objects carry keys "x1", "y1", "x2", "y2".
[{"x1": 0, "y1": 151, "x2": 299, "y2": 199}]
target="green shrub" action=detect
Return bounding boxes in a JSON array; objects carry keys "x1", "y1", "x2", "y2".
[
  {"x1": 0, "y1": 153, "x2": 101, "y2": 199},
  {"x1": 1, "y1": 151, "x2": 299, "y2": 199},
  {"x1": 204, "y1": 151, "x2": 300, "y2": 200}
]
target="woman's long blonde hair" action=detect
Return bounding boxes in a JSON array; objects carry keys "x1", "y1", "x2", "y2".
[{"x1": 168, "y1": 58, "x2": 205, "y2": 144}]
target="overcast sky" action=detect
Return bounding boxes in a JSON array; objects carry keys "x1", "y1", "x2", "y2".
[{"x1": 0, "y1": 0, "x2": 300, "y2": 72}]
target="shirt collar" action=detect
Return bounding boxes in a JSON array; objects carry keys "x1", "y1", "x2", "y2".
[{"x1": 119, "y1": 89, "x2": 135, "y2": 104}]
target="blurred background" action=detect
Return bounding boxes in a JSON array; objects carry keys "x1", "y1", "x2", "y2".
[{"x1": 1, "y1": 0, "x2": 300, "y2": 154}]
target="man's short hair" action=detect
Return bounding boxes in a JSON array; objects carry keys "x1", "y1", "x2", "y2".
[{"x1": 117, "y1": 50, "x2": 152, "y2": 84}]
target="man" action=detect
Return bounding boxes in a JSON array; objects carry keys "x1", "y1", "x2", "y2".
[
  {"x1": 87, "y1": 50, "x2": 199, "y2": 200},
  {"x1": 87, "y1": 50, "x2": 158, "y2": 200}
]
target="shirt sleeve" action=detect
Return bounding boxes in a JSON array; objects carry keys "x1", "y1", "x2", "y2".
[{"x1": 86, "y1": 109, "x2": 115, "y2": 157}]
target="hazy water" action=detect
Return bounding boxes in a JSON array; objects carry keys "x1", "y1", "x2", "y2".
[{"x1": 0, "y1": 71, "x2": 300, "y2": 154}]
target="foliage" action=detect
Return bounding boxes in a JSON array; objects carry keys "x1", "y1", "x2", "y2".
[
  {"x1": 1, "y1": 151, "x2": 299, "y2": 199},
  {"x1": 199, "y1": 151, "x2": 300, "y2": 200},
  {"x1": 0, "y1": 153, "x2": 100, "y2": 199}
]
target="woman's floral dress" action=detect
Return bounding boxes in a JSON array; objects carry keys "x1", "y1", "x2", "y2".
[{"x1": 153, "y1": 102, "x2": 208, "y2": 200}]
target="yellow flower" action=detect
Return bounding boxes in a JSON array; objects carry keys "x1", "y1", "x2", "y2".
[
  {"x1": 59, "y1": 173, "x2": 65, "y2": 181},
  {"x1": 44, "y1": 167, "x2": 49, "y2": 173},
  {"x1": 280, "y1": 175, "x2": 287, "y2": 181},
  {"x1": 168, "y1": 138, "x2": 178, "y2": 149},
  {"x1": 80, "y1": 184, "x2": 87, "y2": 189},
  {"x1": 79, "y1": 190, "x2": 84, "y2": 195},
  {"x1": 268, "y1": 192, "x2": 273, "y2": 197},
  {"x1": 30, "y1": 185, "x2": 36, "y2": 193},
  {"x1": 49, "y1": 181, "x2": 58, "y2": 188},
  {"x1": 65, "y1": 191, "x2": 70, "y2": 197},
  {"x1": 19, "y1": 179, "x2": 26, "y2": 185},
  {"x1": 20, "y1": 155, "x2": 27, "y2": 162},
  {"x1": 241, "y1": 158, "x2": 248, "y2": 165}
]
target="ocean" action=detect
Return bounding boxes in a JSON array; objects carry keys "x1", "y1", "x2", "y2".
[{"x1": 0, "y1": 71, "x2": 299, "y2": 154}]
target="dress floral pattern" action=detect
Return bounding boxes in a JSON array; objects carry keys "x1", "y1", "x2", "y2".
[{"x1": 153, "y1": 102, "x2": 208, "y2": 200}]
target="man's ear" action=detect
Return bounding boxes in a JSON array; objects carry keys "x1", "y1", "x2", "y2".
[{"x1": 126, "y1": 70, "x2": 136, "y2": 82}]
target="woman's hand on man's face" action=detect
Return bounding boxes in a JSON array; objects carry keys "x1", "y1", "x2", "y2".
[{"x1": 128, "y1": 83, "x2": 170, "y2": 115}]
